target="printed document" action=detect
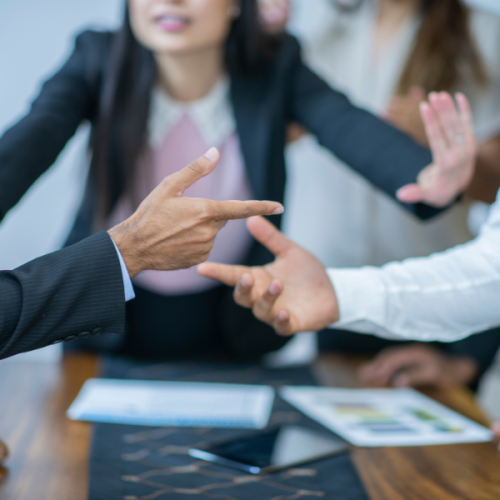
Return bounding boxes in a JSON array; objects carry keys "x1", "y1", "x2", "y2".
[
  {"x1": 68, "y1": 379, "x2": 274, "y2": 429},
  {"x1": 281, "y1": 387, "x2": 492, "y2": 447}
]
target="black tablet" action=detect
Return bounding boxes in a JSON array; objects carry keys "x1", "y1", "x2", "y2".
[{"x1": 189, "y1": 425, "x2": 350, "y2": 474}]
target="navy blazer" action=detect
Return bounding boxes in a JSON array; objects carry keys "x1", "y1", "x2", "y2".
[{"x1": 0, "y1": 31, "x2": 437, "y2": 235}]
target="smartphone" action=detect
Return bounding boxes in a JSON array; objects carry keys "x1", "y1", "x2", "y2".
[{"x1": 189, "y1": 425, "x2": 350, "y2": 474}]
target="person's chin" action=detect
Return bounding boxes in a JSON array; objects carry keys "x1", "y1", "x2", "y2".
[{"x1": 154, "y1": 39, "x2": 199, "y2": 57}]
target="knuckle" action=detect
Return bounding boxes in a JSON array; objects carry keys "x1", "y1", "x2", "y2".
[
  {"x1": 197, "y1": 200, "x2": 213, "y2": 221},
  {"x1": 199, "y1": 226, "x2": 216, "y2": 243},
  {"x1": 187, "y1": 159, "x2": 207, "y2": 177}
]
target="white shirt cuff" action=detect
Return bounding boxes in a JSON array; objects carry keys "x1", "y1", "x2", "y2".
[
  {"x1": 327, "y1": 267, "x2": 386, "y2": 333},
  {"x1": 111, "y1": 240, "x2": 135, "y2": 302}
]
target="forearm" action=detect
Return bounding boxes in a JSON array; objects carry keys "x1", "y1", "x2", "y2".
[
  {"x1": 328, "y1": 201, "x2": 500, "y2": 341},
  {"x1": 289, "y1": 52, "x2": 443, "y2": 220},
  {"x1": 0, "y1": 31, "x2": 99, "y2": 219}
]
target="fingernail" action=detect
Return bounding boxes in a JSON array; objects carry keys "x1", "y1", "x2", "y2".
[
  {"x1": 269, "y1": 280, "x2": 281, "y2": 295},
  {"x1": 204, "y1": 147, "x2": 218, "y2": 161},
  {"x1": 278, "y1": 310, "x2": 288, "y2": 322},
  {"x1": 240, "y1": 274, "x2": 251, "y2": 289},
  {"x1": 272, "y1": 206, "x2": 284, "y2": 215}
]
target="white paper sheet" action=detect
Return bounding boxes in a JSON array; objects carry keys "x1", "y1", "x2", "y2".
[
  {"x1": 281, "y1": 387, "x2": 492, "y2": 447},
  {"x1": 68, "y1": 379, "x2": 274, "y2": 429}
]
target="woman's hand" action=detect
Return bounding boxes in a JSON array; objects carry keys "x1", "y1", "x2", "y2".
[
  {"x1": 397, "y1": 92, "x2": 477, "y2": 208},
  {"x1": 198, "y1": 216, "x2": 338, "y2": 335},
  {"x1": 385, "y1": 86, "x2": 428, "y2": 146},
  {"x1": 258, "y1": 0, "x2": 290, "y2": 33},
  {"x1": 358, "y1": 344, "x2": 479, "y2": 389}
]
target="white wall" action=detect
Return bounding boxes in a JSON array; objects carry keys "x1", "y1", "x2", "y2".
[
  {"x1": 0, "y1": 0, "x2": 123, "y2": 362},
  {"x1": 0, "y1": 0, "x2": 123, "y2": 270},
  {"x1": 466, "y1": 0, "x2": 500, "y2": 16}
]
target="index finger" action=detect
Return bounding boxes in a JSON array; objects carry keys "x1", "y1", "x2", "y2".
[
  {"x1": 197, "y1": 262, "x2": 250, "y2": 287},
  {"x1": 207, "y1": 200, "x2": 284, "y2": 221},
  {"x1": 420, "y1": 100, "x2": 447, "y2": 163}
]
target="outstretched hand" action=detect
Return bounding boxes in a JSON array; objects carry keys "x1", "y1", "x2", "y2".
[
  {"x1": 198, "y1": 216, "x2": 338, "y2": 335},
  {"x1": 397, "y1": 92, "x2": 476, "y2": 207}
]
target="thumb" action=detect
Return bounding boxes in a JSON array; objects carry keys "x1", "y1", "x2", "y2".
[
  {"x1": 396, "y1": 183, "x2": 424, "y2": 204},
  {"x1": 165, "y1": 148, "x2": 220, "y2": 196},
  {"x1": 247, "y1": 216, "x2": 294, "y2": 256}
]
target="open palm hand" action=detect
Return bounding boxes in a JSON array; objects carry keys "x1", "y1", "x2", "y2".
[
  {"x1": 198, "y1": 217, "x2": 338, "y2": 335},
  {"x1": 397, "y1": 92, "x2": 476, "y2": 207}
]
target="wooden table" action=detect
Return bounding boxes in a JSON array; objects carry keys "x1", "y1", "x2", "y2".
[{"x1": 0, "y1": 353, "x2": 498, "y2": 500}]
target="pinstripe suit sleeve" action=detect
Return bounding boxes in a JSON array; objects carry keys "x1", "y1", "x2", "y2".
[{"x1": 0, "y1": 231, "x2": 126, "y2": 359}]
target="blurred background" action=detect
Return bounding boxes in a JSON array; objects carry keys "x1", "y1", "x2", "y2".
[{"x1": 0, "y1": 0, "x2": 498, "y2": 419}]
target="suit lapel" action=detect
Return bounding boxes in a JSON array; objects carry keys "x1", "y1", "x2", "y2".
[{"x1": 230, "y1": 71, "x2": 272, "y2": 201}]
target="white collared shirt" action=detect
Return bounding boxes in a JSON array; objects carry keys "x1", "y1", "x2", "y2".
[
  {"x1": 148, "y1": 78, "x2": 236, "y2": 150},
  {"x1": 328, "y1": 189, "x2": 500, "y2": 342}
]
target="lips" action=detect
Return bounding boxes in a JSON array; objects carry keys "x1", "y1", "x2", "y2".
[{"x1": 155, "y1": 14, "x2": 190, "y2": 32}]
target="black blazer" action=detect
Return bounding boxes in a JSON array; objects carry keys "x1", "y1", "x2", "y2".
[
  {"x1": 0, "y1": 232, "x2": 125, "y2": 360},
  {"x1": 0, "y1": 30, "x2": 438, "y2": 234},
  {"x1": 0, "y1": 31, "x2": 441, "y2": 359}
]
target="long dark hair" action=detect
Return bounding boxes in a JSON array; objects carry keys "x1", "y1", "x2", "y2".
[
  {"x1": 89, "y1": 0, "x2": 276, "y2": 222},
  {"x1": 332, "y1": 0, "x2": 487, "y2": 94},
  {"x1": 396, "y1": 0, "x2": 487, "y2": 95}
]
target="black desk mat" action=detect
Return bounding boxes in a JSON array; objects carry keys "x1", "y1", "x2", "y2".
[{"x1": 88, "y1": 357, "x2": 370, "y2": 500}]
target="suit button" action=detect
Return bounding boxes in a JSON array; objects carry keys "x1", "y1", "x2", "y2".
[
  {"x1": 65, "y1": 335, "x2": 77, "y2": 342},
  {"x1": 91, "y1": 327, "x2": 104, "y2": 336},
  {"x1": 51, "y1": 339, "x2": 65, "y2": 345},
  {"x1": 79, "y1": 332, "x2": 91, "y2": 338}
]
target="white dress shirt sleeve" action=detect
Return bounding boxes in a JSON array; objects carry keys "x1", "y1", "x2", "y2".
[
  {"x1": 327, "y1": 192, "x2": 500, "y2": 342},
  {"x1": 111, "y1": 240, "x2": 135, "y2": 302}
]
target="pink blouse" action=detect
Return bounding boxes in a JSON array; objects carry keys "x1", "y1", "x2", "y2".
[{"x1": 108, "y1": 83, "x2": 254, "y2": 296}]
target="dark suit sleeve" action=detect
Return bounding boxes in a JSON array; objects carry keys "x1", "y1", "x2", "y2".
[
  {"x1": 0, "y1": 30, "x2": 107, "y2": 220},
  {"x1": 0, "y1": 231, "x2": 125, "y2": 360},
  {"x1": 286, "y1": 38, "x2": 440, "y2": 220}
]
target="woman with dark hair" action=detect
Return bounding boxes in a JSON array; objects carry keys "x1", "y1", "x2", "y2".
[
  {"x1": 0, "y1": 0, "x2": 472, "y2": 361},
  {"x1": 259, "y1": 0, "x2": 500, "y2": 387}
]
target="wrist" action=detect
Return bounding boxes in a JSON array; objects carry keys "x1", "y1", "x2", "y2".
[{"x1": 108, "y1": 220, "x2": 142, "y2": 278}]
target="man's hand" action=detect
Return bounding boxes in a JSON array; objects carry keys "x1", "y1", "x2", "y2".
[
  {"x1": 108, "y1": 149, "x2": 283, "y2": 277},
  {"x1": 397, "y1": 92, "x2": 476, "y2": 207},
  {"x1": 358, "y1": 344, "x2": 479, "y2": 389},
  {"x1": 198, "y1": 216, "x2": 338, "y2": 335}
]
